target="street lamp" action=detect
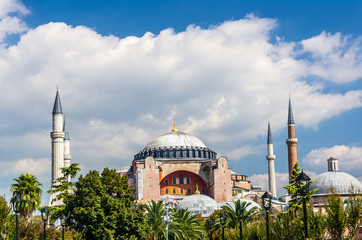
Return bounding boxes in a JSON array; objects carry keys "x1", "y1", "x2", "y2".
[
  {"x1": 219, "y1": 213, "x2": 226, "y2": 240},
  {"x1": 69, "y1": 219, "x2": 76, "y2": 240},
  {"x1": 163, "y1": 202, "x2": 172, "y2": 240},
  {"x1": 236, "y1": 205, "x2": 245, "y2": 240},
  {"x1": 59, "y1": 215, "x2": 67, "y2": 240},
  {"x1": 296, "y1": 170, "x2": 311, "y2": 239},
  {"x1": 40, "y1": 207, "x2": 50, "y2": 240},
  {"x1": 11, "y1": 195, "x2": 22, "y2": 240},
  {"x1": 261, "y1": 191, "x2": 272, "y2": 240},
  {"x1": 81, "y1": 224, "x2": 87, "y2": 240},
  {"x1": 207, "y1": 220, "x2": 213, "y2": 240}
]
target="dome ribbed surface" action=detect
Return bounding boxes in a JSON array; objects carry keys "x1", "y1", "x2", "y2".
[
  {"x1": 177, "y1": 194, "x2": 218, "y2": 217},
  {"x1": 145, "y1": 131, "x2": 206, "y2": 150},
  {"x1": 310, "y1": 171, "x2": 362, "y2": 195}
]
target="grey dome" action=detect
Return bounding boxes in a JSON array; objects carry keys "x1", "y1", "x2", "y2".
[
  {"x1": 177, "y1": 194, "x2": 218, "y2": 217},
  {"x1": 310, "y1": 171, "x2": 362, "y2": 195},
  {"x1": 145, "y1": 131, "x2": 206, "y2": 150}
]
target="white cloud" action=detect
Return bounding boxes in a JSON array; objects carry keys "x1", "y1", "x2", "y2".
[
  {"x1": 0, "y1": 14, "x2": 361, "y2": 197},
  {"x1": 0, "y1": 158, "x2": 50, "y2": 177},
  {"x1": 226, "y1": 144, "x2": 264, "y2": 161},
  {"x1": 0, "y1": 0, "x2": 28, "y2": 41},
  {"x1": 300, "y1": 31, "x2": 362, "y2": 83},
  {"x1": 302, "y1": 145, "x2": 362, "y2": 177}
]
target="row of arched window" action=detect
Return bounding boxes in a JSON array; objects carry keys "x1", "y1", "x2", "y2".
[
  {"x1": 164, "y1": 174, "x2": 196, "y2": 185},
  {"x1": 164, "y1": 188, "x2": 206, "y2": 195}
]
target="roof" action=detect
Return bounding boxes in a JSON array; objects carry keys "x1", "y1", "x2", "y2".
[
  {"x1": 310, "y1": 171, "x2": 362, "y2": 195},
  {"x1": 52, "y1": 90, "x2": 63, "y2": 114},
  {"x1": 177, "y1": 194, "x2": 218, "y2": 217},
  {"x1": 267, "y1": 121, "x2": 273, "y2": 144},
  {"x1": 287, "y1": 97, "x2": 295, "y2": 125},
  {"x1": 144, "y1": 131, "x2": 207, "y2": 150}
]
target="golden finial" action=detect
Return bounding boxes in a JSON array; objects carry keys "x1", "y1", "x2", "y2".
[
  {"x1": 57, "y1": 85, "x2": 59, "y2": 91},
  {"x1": 172, "y1": 119, "x2": 178, "y2": 132},
  {"x1": 289, "y1": 92, "x2": 291, "y2": 99},
  {"x1": 268, "y1": 118, "x2": 270, "y2": 123},
  {"x1": 195, "y1": 183, "x2": 200, "y2": 194}
]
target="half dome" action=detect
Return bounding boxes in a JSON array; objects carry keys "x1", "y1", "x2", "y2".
[{"x1": 310, "y1": 171, "x2": 362, "y2": 195}]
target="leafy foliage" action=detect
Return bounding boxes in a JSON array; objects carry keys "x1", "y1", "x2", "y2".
[
  {"x1": 324, "y1": 189, "x2": 347, "y2": 240},
  {"x1": 0, "y1": 195, "x2": 12, "y2": 238},
  {"x1": 172, "y1": 208, "x2": 206, "y2": 239},
  {"x1": 283, "y1": 161, "x2": 316, "y2": 209},
  {"x1": 65, "y1": 168, "x2": 146, "y2": 240},
  {"x1": 11, "y1": 173, "x2": 43, "y2": 219}
]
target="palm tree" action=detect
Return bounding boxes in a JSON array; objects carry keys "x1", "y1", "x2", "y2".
[
  {"x1": 172, "y1": 208, "x2": 206, "y2": 240},
  {"x1": 62, "y1": 163, "x2": 81, "y2": 180},
  {"x1": 222, "y1": 200, "x2": 261, "y2": 228},
  {"x1": 11, "y1": 173, "x2": 43, "y2": 219},
  {"x1": 145, "y1": 200, "x2": 166, "y2": 240}
]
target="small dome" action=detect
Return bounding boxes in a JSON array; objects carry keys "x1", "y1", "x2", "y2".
[
  {"x1": 310, "y1": 171, "x2": 362, "y2": 195},
  {"x1": 177, "y1": 194, "x2": 218, "y2": 217},
  {"x1": 145, "y1": 131, "x2": 207, "y2": 150}
]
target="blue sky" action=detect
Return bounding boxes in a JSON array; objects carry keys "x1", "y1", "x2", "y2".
[{"x1": 0, "y1": 0, "x2": 361, "y2": 204}]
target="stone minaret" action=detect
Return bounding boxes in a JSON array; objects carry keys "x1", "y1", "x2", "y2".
[
  {"x1": 286, "y1": 95, "x2": 298, "y2": 182},
  {"x1": 63, "y1": 116, "x2": 71, "y2": 182},
  {"x1": 50, "y1": 89, "x2": 65, "y2": 206},
  {"x1": 266, "y1": 120, "x2": 277, "y2": 197}
]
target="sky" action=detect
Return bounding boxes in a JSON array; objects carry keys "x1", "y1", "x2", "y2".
[{"x1": 0, "y1": 0, "x2": 361, "y2": 206}]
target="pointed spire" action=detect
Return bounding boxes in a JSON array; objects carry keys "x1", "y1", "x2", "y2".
[
  {"x1": 288, "y1": 94, "x2": 295, "y2": 125},
  {"x1": 63, "y1": 116, "x2": 70, "y2": 140},
  {"x1": 52, "y1": 89, "x2": 63, "y2": 115},
  {"x1": 172, "y1": 119, "x2": 178, "y2": 132},
  {"x1": 267, "y1": 120, "x2": 273, "y2": 144}
]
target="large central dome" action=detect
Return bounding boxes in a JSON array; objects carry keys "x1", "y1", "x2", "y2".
[
  {"x1": 144, "y1": 131, "x2": 207, "y2": 150},
  {"x1": 133, "y1": 123, "x2": 216, "y2": 161}
]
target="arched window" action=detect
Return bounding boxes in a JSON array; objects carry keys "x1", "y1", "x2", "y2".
[
  {"x1": 172, "y1": 188, "x2": 176, "y2": 194},
  {"x1": 172, "y1": 177, "x2": 176, "y2": 184},
  {"x1": 179, "y1": 174, "x2": 184, "y2": 184},
  {"x1": 187, "y1": 188, "x2": 191, "y2": 194},
  {"x1": 180, "y1": 188, "x2": 184, "y2": 194},
  {"x1": 187, "y1": 176, "x2": 190, "y2": 184},
  {"x1": 165, "y1": 179, "x2": 169, "y2": 186},
  {"x1": 165, "y1": 188, "x2": 169, "y2": 194},
  {"x1": 202, "y1": 188, "x2": 206, "y2": 194}
]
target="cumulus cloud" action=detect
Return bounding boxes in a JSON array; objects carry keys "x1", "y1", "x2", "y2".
[
  {"x1": 0, "y1": 158, "x2": 50, "y2": 177},
  {"x1": 0, "y1": 12, "x2": 361, "y2": 198},
  {"x1": 300, "y1": 31, "x2": 362, "y2": 83},
  {"x1": 226, "y1": 144, "x2": 264, "y2": 161},
  {"x1": 302, "y1": 145, "x2": 362, "y2": 177},
  {"x1": 0, "y1": 0, "x2": 28, "y2": 42}
]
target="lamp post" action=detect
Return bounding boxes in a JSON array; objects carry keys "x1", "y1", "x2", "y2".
[
  {"x1": 236, "y1": 205, "x2": 245, "y2": 240},
  {"x1": 219, "y1": 213, "x2": 226, "y2": 240},
  {"x1": 11, "y1": 195, "x2": 22, "y2": 240},
  {"x1": 40, "y1": 207, "x2": 50, "y2": 240},
  {"x1": 208, "y1": 220, "x2": 213, "y2": 240},
  {"x1": 69, "y1": 219, "x2": 76, "y2": 240},
  {"x1": 261, "y1": 191, "x2": 272, "y2": 240},
  {"x1": 163, "y1": 202, "x2": 172, "y2": 240},
  {"x1": 59, "y1": 215, "x2": 67, "y2": 240},
  {"x1": 296, "y1": 171, "x2": 311, "y2": 239},
  {"x1": 81, "y1": 224, "x2": 87, "y2": 240}
]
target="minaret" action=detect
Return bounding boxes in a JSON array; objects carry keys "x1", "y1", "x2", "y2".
[
  {"x1": 63, "y1": 116, "x2": 71, "y2": 182},
  {"x1": 266, "y1": 120, "x2": 277, "y2": 197},
  {"x1": 286, "y1": 95, "x2": 298, "y2": 182},
  {"x1": 50, "y1": 89, "x2": 65, "y2": 206}
]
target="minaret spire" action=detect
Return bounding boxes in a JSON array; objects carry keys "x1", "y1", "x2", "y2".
[
  {"x1": 63, "y1": 116, "x2": 72, "y2": 182},
  {"x1": 286, "y1": 95, "x2": 298, "y2": 182},
  {"x1": 50, "y1": 88, "x2": 65, "y2": 206},
  {"x1": 266, "y1": 120, "x2": 277, "y2": 197}
]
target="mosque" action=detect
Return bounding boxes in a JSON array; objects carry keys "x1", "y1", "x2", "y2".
[{"x1": 49, "y1": 89, "x2": 362, "y2": 210}]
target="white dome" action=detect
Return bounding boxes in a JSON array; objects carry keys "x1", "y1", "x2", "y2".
[
  {"x1": 144, "y1": 131, "x2": 207, "y2": 150},
  {"x1": 311, "y1": 171, "x2": 362, "y2": 195},
  {"x1": 177, "y1": 194, "x2": 218, "y2": 217}
]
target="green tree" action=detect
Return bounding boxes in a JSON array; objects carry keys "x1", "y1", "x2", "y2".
[
  {"x1": 325, "y1": 189, "x2": 347, "y2": 240},
  {"x1": 222, "y1": 200, "x2": 261, "y2": 229},
  {"x1": 0, "y1": 195, "x2": 12, "y2": 238},
  {"x1": 11, "y1": 173, "x2": 43, "y2": 219},
  {"x1": 65, "y1": 168, "x2": 146, "y2": 240},
  {"x1": 172, "y1": 208, "x2": 206, "y2": 239},
  {"x1": 145, "y1": 200, "x2": 166, "y2": 240},
  {"x1": 283, "y1": 161, "x2": 316, "y2": 209},
  {"x1": 345, "y1": 190, "x2": 362, "y2": 239}
]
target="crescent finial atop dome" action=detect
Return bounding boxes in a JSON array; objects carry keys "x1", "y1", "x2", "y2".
[{"x1": 172, "y1": 119, "x2": 178, "y2": 132}]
